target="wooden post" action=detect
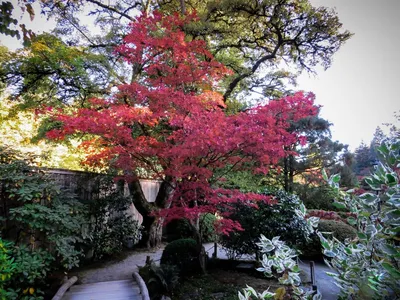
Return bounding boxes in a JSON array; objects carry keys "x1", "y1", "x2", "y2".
[
  {"x1": 310, "y1": 261, "x2": 317, "y2": 291},
  {"x1": 213, "y1": 242, "x2": 217, "y2": 259}
]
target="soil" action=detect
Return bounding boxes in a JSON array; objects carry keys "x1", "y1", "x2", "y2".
[
  {"x1": 211, "y1": 269, "x2": 282, "y2": 291},
  {"x1": 173, "y1": 267, "x2": 297, "y2": 300}
]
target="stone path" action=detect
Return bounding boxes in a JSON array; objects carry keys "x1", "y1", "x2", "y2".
[{"x1": 71, "y1": 248, "x2": 163, "y2": 284}]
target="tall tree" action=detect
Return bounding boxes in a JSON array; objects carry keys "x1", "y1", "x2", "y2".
[
  {"x1": 0, "y1": 33, "x2": 116, "y2": 106},
  {"x1": 280, "y1": 111, "x2": 346, "y2": 192},
  {"x1": 45, "y1": 12, "x2": 319, "y2": 248},
  {"x1": 353, "y1": 141, "x2": 375, "y2": 177},
  {"x1": 2, "y1": 0, "x2": 351, "y2": 106}
]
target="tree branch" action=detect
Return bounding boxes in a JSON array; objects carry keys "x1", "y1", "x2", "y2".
[{"x1": 86, "y1": 0, "x2": 135, "y2": 21}]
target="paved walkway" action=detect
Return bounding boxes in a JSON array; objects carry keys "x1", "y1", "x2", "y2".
[
  {"x1": 69, "y1": 243, "x2": 339, "y2": 299},
  {"x1": 70, "y1": 248, "x2": 163, "y2": 284}
]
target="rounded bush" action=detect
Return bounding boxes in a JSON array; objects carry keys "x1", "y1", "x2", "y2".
[
  {"x1": 160, "y1": 238, "x2": 199, "y2": 275},
  {"x1": 295, "y1": 183, "x2": 346, "y2": 212},
  {"x1": 318, "y1": 219, "x2": 357, "y2": 242},
  {"x1": 300, "y1": 219, "x2": 357, "y2": 258},
  {"x1": 164, "y1": 214, "x2": 217, "y2": 242}
]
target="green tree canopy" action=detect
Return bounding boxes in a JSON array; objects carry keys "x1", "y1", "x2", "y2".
[{"x1": 2, "y1": 0, "x2": 351, "y2": 107}]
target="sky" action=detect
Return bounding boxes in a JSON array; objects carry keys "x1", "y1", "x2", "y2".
[
  {"x1": 298, "y1": 0, "x2": 400, "y2": 150},
  {"x1": 1, "y1": 0, "x2": 400, "y2": 151}
]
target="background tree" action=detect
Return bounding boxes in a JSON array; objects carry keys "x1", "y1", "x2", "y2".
[
  {"x1": 280, "y1": 111, "x2": 346, "y2": 192},
  {"x1": 2, "y1": 0, "x2": 351, "y2": 107},
  {"x1": 0, "y1": 97, "x2": 86, "y2": 170},
  {"x1": 0, "y1": 33, "x2": 116, "y2": 107},
  {"x1": 353, "y1": 141, "x2": 375, "y2": 177}
]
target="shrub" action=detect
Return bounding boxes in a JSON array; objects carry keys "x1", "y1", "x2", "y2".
[
  {"x1": 89, "y1": 189, "x2": 142, "y2": 260},
  {"x1": 0, "y1": 239, "x2": 16, "y2": 300},
  {"x1": 0, "y1": 147, "x2": 89, "y2": 269},
  {"x1": 238, "y1": 235, "x2": 321, "y2": 300},
  {"x1": 319, "y1": 138, "x2": 400, "y2": 299},
  {"x1": 160, "y1": 238, "x2": 200, "y2": 275},
  {"x1": 0, "y1": 241, "x2": 54, "y2": 300},
  {"x1": 300, "y1": 219, "x2": 357, "y2": 258},
  {"x1": 199, "y1": 213, "x2": 217, "y2": 242},
  {"x1": 220, "y1": 190, "x2": 315, "y2": 258},
  {"x1": 307, "y1": 209, "x2": 358, "y2": 225},
  {"x1": 294, "y1": 183, "x2": 344, "y2": 211},
  {"x1": 164, "y1": 213, "x2": 217, "y2": 243},
  {"x1": 139, "y1": 259, "x2": 180, "y2": 299},
  {"x1": 318, "y1": 219, "x2": 356, "y2": 242}
]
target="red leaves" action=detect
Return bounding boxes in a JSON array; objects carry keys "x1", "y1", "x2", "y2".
[{"x1": 45, "y1": 11, "x2": 319, "y2": 234}]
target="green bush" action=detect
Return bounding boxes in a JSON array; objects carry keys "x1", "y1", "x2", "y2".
[
  {"x1": 164, "y1": 218, "x2": 193, "y2": 242},
  {"x1": 294, "y1": 183, "x2": 345, "y2": 211},
  {"x1": 318, "y1": 219, "x2": 357, "y2": 242},
  {"x1": 164, "y1": 213, "x2": 217, "y2": 243},
  {"x1": 160, "y1": 238, "x2": 200, "y2": 275},
  {"x1": 0, "y1": 147, "x2": 89, "y2": 269},
  {"x1": 220, "y1": 190, "x2": 313, "y2": 258},
  {"x1": 0, "y1": 240, "x2": 54, "y2": 300},
  {"x1": 300, "y1": 219, "x2": 357, "y2": 258},
  {"x1": 0, "y1": 238, "x2": 16, "y2": 300},
  {"x1": 89, "y1": 189, "x2": 142, "y2": 260}
]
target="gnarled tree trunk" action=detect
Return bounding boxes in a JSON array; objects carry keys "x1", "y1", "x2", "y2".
[{"x1": 128, "y1": 177, "x2": 174, "y2": 249}]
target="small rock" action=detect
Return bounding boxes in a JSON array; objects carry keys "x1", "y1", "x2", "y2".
[
  {"x1": 211, "y1": 292, "x2": 226, "y2": 299},
  {"x1": 236, "y1": 262, "x2": 255, "y2": 270}
]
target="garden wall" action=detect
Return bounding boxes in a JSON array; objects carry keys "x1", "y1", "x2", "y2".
[{"x1": 44, "y1": 168, "x2": 161, "y2": 225}]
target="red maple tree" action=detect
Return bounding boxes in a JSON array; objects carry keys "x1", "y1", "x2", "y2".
[{"x1": 46, "y1": 11, "x2": 318, "y2": 248}]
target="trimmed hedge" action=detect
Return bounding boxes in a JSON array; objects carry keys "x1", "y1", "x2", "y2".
[
  {"x1": 318, "y1": 219, "x2": 357, "y2": 242},
  {"x1": 160, "y1": 238, "x2": 200, "y2": 275},
  {"x1": 300, "y1": 219, "x2": 357, "y2": 258},
  {"x1": 164, "y1": 214, "x2": 217, "y2": 243}
]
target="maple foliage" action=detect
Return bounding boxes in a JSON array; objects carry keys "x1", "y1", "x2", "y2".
[{"x1": 46, "y1": 11, "x2": 318, "y2": 235}]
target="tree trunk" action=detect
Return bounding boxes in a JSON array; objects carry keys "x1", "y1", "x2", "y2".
[
  {"x1": 283, "y1": 154, "x2": 289, "y2": 192},
  {"x1": 129, "y1": 178, "x2": 174, "y2": 249},
  {"x1": 190, "y1": 218, "x2": 207, "y2": 274},
  {"x1": 146, "y1": 217, "x2": 164, "y2": 249},
  {"x1": 179, "y1": 0, "x2": 186, "y2": 15},
  {"x1": 288, "y1": 154, "x2": 294, "y2": 193}
]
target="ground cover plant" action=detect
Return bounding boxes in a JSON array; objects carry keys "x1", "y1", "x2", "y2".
[{"x1": 239, "y1": 235, "x2": 321, "y2": 300}]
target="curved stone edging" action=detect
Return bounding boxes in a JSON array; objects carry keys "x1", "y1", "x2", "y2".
[
  {"x1": 132, "y1": 271, "x2": 150, "y2": 300},
  {"x1": 51, "y1": 276, "x2": 78, "y2": 300}
]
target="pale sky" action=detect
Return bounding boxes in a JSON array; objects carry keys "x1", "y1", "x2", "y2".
[
  {"x1": 1, "y1": 0, "x2": 399, "y2": 151},
  {"x1": 299, "y1": 0, "x2": 400, "y2": 150}
]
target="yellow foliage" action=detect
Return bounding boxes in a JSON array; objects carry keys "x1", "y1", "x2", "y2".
[
  {"x1": 31, "y1": 41, "x2": 53, "y2": 53},
  {"x1": 274, "y1": 287, "x2": 286, "y2": 300}
]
